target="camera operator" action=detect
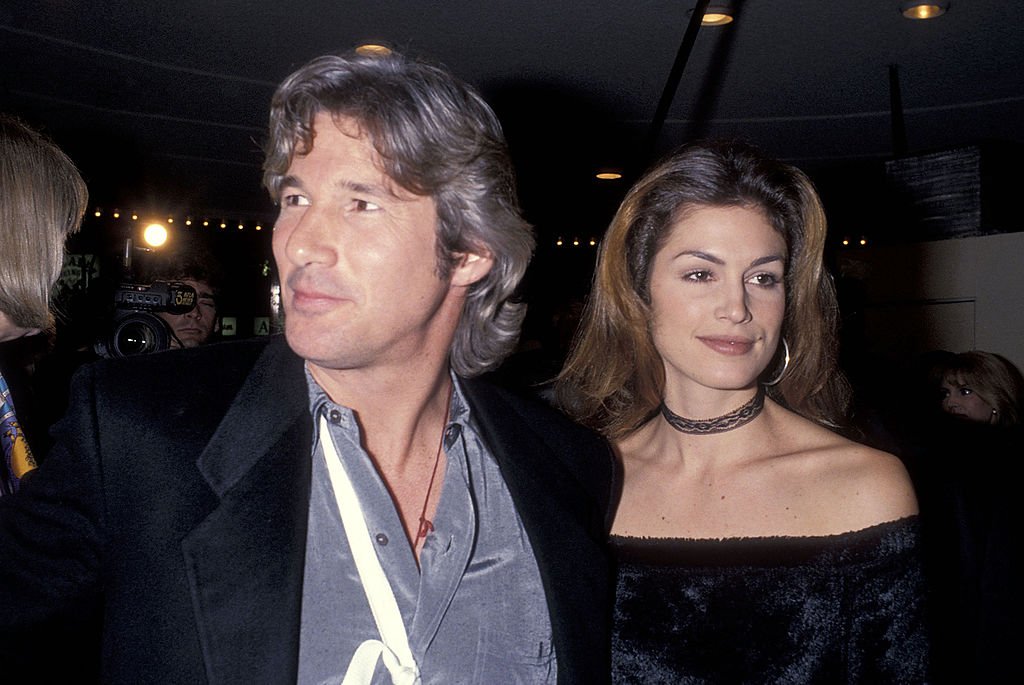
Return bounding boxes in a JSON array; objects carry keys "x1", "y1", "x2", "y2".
[
  {"x1": 29, "y1": 249, "x2": 223, "y2": 456},
  {"x1": 143, "y1": 249, "x2": 222, "y2": 349}
]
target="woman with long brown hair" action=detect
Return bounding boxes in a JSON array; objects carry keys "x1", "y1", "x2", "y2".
[{"x1": 558, "y1": 140, "x2": 928, "y2": 682}]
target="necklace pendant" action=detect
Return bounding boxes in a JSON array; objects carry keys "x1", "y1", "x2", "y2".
[{"x1": 417, "y1": 517, "x2": 434, "y2": 539}]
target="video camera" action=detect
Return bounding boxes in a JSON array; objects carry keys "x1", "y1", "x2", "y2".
[{"x1": 94, "y1": 281, "x2": 198, "y2": 358}]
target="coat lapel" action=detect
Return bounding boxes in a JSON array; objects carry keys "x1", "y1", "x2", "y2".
[
  {"x1": 461, "y1": 378, "x2": 612, "y2": 684},
  {"x1": 182, "y1": 338, "x2": 313, "y2": 685}
]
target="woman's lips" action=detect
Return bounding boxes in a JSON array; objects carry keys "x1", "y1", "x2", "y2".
[{"x1": 698, "y1": 337, "x2": 754, "y2": 355}]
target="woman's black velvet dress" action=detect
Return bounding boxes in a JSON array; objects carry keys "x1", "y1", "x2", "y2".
[{"x1": 611, "y1": 517, "x2": 928, "y2": 684}]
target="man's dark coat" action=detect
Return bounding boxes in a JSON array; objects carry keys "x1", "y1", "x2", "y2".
[{"x1": 1, "y1": 335, "x2": 614, "y2": 684}]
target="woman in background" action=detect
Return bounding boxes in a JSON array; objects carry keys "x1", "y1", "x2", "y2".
[
  {"x1": 557, "y1": 140, "x2": 927, "y2": 682},
  {"x1": 915, "y1": 348, "x2": 1021, "y2": 682},
  {"x1": 0, "y1": 115, "x2": 87, "y2": 495},
  {"x1": 938, "y1": 350, "x2": 1023, "y2": 427}
]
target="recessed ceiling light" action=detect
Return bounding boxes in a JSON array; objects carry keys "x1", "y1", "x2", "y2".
[
  {"x1": 356, "y1": 43, "x2": 392, "y2": 56},
  {"x1": 702, "y1": 12, "x2": 733, "y2": 26},
  {"x1": 899, "y1": 2, "x2": 949, "y2": 19},
  {"x1": 692, "y1": 3, "x2": 734, "y2": 26}
]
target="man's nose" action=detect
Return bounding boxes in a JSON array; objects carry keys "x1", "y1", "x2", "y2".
[{"x1": 283, "y1": 207, "x2": 339, "y2": 268}]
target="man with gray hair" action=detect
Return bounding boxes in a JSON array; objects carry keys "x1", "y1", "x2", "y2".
[{"x1": 1, "y1": 52, "x2": 613, "y2": 683}]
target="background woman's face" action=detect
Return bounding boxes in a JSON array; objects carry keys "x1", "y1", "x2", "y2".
[{"x1": 940, "y1": 374, "x2": 996, "y2": 424}]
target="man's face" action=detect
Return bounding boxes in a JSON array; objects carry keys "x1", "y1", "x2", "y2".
[
  {"x1": 272, "y1": 113, "x2": 492, "y2": 377},
  {"x1": 157, "y1": 278, "x2": 217, "y2": 348}
]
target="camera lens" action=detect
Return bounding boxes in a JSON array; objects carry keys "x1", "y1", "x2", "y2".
[{"x1": 112, "y1": 313, "x2": 170, "y2": 356}]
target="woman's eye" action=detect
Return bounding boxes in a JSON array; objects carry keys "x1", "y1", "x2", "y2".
[
  {"x1": 684, "y1": 270, "x2": 712, "y2": 282},
  {"x1": 960, "y1": 387, "x2": 973, "y2": 396},
  {"x1": 749, "y1": 273, "x2": 781, "y2": 287}
]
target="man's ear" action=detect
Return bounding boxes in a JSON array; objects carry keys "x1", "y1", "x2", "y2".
[{"x1": 450, "y1": 249, "x2": 494, "y2": 288}]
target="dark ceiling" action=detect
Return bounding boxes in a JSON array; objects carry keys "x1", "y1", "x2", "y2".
[{"x1": 3, "y1": 1, "x2": 1023, "y2": 262}]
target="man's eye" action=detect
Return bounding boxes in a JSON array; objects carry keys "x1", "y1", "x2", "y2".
[
  {"x1": 353, "y1": 199, "x2": 381, "y2": 212},
  {"x1": 282, "y1": 194, "x2": 310, "y2": 207}
]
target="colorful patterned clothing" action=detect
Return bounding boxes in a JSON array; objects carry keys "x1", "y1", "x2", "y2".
[{"x1": 1, "y1": 371, "x2": 36, "y2": 496}]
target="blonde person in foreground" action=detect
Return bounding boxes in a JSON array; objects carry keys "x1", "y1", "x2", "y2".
[
  {"x1": 557, "y1": 140, "x2": 928, "y2": 683},
  {"x1": 0, "y1": 115, "x2": 86, "y2": 495}
]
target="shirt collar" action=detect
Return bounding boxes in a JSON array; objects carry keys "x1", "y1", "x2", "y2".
[{"x1": 304, "y1": 365, "x2": 471, "y2": 440}]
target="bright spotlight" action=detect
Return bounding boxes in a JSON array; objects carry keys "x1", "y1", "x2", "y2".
[{"x1": 143, "y1": 223, "x2": 169, "y2": 247}]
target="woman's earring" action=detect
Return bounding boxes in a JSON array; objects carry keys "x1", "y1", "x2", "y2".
[{"x1": 763, "y1": 338, "x2": 790, "y2": 386}]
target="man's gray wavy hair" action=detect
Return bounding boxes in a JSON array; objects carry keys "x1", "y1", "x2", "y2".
[{"x1": 263, "y1": 51, "x2": 534, "y2": 377}]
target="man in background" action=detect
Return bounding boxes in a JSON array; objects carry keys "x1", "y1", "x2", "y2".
[{"x1": 144, "y1": 248, "x2": 222, "y2": 348}]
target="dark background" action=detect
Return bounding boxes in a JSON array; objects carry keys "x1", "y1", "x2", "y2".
[{"x1": 2, "y1": 1, "x2": 1022, "y2": 357}]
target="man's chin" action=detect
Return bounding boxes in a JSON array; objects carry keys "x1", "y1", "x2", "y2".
[{"x1": 176, "y1": 335, "x2": 204, "y2": 349}]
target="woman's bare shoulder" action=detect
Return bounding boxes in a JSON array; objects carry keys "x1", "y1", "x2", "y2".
[{"x1": 772, "y1": 413, "x2": 919, "y2": 532}]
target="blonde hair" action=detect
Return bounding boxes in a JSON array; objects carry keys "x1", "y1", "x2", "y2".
[
  {"x1": 0, "y1": 115, "x2": 87, "y2": 330},
  {"x1": 556, "y1": 140, "x2": 850, "y2": 439}
]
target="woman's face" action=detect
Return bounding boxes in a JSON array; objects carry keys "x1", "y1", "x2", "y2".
[
  {"x1": 0, "y1": 312, "x2": 40, "y2": 344},
  {"x1": 647, "y1": 204, "x2": 787, "y2": 394},
  {"x1": 940, "y1": 374, "x2": 997, "y2": 424}
]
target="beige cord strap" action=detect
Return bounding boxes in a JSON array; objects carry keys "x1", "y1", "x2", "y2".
[{"x1": 320, "y1": 416, "x2": 422, "y2": 685}]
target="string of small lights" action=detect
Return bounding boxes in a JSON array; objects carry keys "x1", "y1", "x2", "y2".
[
  {"x1": 554, "y1": 237, "x2": 599, "y2": 247},
  {"x1": 89, "y1": 207, "x2": 271, "y2": 232},
  {"x1": 552, "y1": 237, "x2": 870, "y2": 248},
  {"x1": 85, "y1": 208, "x2": 872, "y2": 248}
]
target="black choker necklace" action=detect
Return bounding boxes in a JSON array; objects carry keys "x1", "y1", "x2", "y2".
[{"x1": 660, "y1": 387, "x2": 765, "y2": 435}]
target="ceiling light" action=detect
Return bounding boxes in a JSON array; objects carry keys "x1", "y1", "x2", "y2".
[
  {"x1": 355, "y1": 43, "x2": 392, "y2": 57},
  {"x1": 899, "y1": 2, "x2": 949, "y2": 19},
  {"x1": 700, "y1": 3, "x2": 734, "y2": 26},
  {"x1": 702, "y1": 12, "x2": 733, "y2": 26},
  {"x1": 595, "y1": 171, "x2": 623, "y2": 180}
]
